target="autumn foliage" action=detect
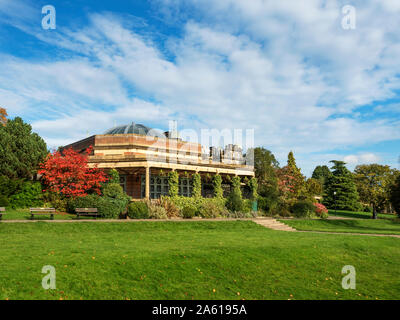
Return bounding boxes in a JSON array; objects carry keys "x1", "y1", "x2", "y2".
[
  {"x1": 39, "y1": 146, "x2": 108, "y2": 197},
  {"x1": 0, "y1": 107, "x2": 7, "y2": 125}
]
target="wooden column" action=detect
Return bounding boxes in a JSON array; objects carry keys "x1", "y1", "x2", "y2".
[{"x1": 145, "y1": 166, "x2": 150, "y2": 199}]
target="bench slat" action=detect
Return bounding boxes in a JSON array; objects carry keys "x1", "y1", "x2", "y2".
[{"x1": 76, "y1": 208, "x2": 98, "y2": 213}]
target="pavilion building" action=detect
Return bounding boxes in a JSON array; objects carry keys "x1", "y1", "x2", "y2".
[{"x1": 63, "y1": 123, "x2": 254, "y2": 200}]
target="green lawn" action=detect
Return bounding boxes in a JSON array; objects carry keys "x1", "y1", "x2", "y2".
[
  {"x1": 328, "y1": 209, "x2": 396, "y2": 220},
  {"x1": 282, "y1": 219, "x2": 400, "y2": 235},
  {"x1": 1, "y1": 208, "x2": 80, "y2": 220},
  {"x1": 0, "y1": 221, "x2": 399, "y2": 300}
]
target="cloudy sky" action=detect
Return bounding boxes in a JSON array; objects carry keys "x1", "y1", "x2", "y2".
[{"x1": 0, "y1": 0, "x2": 399, "y2": 175}]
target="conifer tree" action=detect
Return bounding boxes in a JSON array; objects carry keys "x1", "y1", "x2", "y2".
[{"x1": 323, "y1": 160, "x2": 360, "y2": 211}]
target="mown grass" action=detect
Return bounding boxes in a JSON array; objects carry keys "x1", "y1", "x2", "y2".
[
  {"x1": 1, "y1": 208, "x2": 81, "y2": 220},
  {"x1": 328, "y1": 209, "x2": 396, "y2": 220},
  {"x1": 282, "y1": 219, "x2": 400, "y2": 235},
  {"x1": 0, "y1": 221, "x2": 399, "y2": 300}
]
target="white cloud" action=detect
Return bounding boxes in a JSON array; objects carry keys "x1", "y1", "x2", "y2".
[
  {"x1": 0, "y1": 0, "x2": 399, "y2": 175},
  {"x1": 343, "y1": 153, "x2": 381, "y2": 165}
]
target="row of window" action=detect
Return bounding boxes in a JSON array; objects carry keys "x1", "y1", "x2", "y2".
[{"x1": 139, "y1": 175, "x2": 193, "y2": 199}]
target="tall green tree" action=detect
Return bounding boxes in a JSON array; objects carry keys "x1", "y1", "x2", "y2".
[
  {"x1": 312, "y1": 165, "x2": 332, "y2": 187},
  {"x1": 323, "y1": 160, "x2": 360, "y2": 212},
  {"x1": 285, "y1": 151, "x2": 306, "y2": 198},
  {"x1": 252, "y1": 147, "x2": 280, "y2": 211},
  {"x1": 0, "y1": 117, "x2": 47, "y2": 179},
  {"x1": 354, "y1": 164, "x2": 395, "y2": 219},
  {"x1": 390, "y1": 175, "x2": 400, "y2": 217}
]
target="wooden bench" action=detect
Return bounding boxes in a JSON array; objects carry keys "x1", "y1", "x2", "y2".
[
  {"x1": 30, "y1": 208, "x2": 56, "y2": 220},
  {"x1": 75, "y1": 208, "x2": 99, "y2": 219},
  {"x1": 0, "y1": 207, "x2": 5, "y2": 220}
]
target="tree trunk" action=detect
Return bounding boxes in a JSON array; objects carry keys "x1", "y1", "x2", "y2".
[{"x1": 372, "y1": 205, "x2": 377, "y2": 219}]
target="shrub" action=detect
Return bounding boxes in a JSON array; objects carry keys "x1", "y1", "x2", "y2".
[
  {"x1": 148, "y1": 203, "x2": 168, "y2": 219},
  {"x1": 213, "y1": 174, "x2": 223, "y2": 198},
  {"x1": 9, "y1": 181, "x2": 43, "y2": 208},
  {"x1": 182, "y1": 206, "x2": 196, "y2": 219},
  {"x1": 160, "y1": 197, "x2": 180, "y2": 218},
  {"x1": 68, "y1": 195, "x2": 121, "y2": 219},
  {"x1": 226, "y1": 176, "x2": 244, "y2": 213},
  {"x1": 192, "y1": 173, "x2": 202, "y2": 198},
  {"x1": 291, "y1": 200, "x2": 316, "y2": 218},
  {"x1": 107, "y1": 169, "x2": 120, "y2": 184},
  {"x1": 313, "y1": 203, "x2": 328, "y2": 219},
  {"x1": 127, "y1": 201, "x2": 149, "y2": 219},
  {"x1": 248, "y1": 177, "x2": 258, "y2": 200},
  {"x1": 363, "y1": 205, "x2": 373, "y2": 213},
  {"x1": 103, "y1": 183, "x2": 124, "y2": 199},
  {"x1": 198, "y1": 198, "x2": 228, "y2": 218},
  {"x1": 168, "y1": 171, "x2": 179, "y2": 197},
  {"x1": 0, "y1": 195, "x2": 9, "y2": 207},
  {"x1": 167, "y1": 195, "x2": 202, "y2": 214}
]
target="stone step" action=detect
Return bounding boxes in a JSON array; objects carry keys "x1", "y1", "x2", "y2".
[{"x1": 253, "y1": 218, "x2": 296, "y2": 232}]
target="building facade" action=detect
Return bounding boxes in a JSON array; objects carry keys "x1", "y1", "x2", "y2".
[{"x1": 63, "y1": 123, "x2": 254, "y2": 200}]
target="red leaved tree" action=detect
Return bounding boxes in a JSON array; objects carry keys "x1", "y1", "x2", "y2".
[
  {"x1": 39, "y1": 146, "x2": 108, "y2": 197},
  {"x1": 276, "y1": 166, "x2": 296, "y2": 199}
]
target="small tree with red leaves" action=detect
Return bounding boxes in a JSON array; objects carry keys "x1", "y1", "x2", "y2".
[{"x1": 39, "y1": 146, "x2": 108, "y2": 198}]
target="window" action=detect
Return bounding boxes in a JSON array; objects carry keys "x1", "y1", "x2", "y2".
[
  {"x1": 179, "y1": 177, "x2": 193, "y2": 197},
  {"x1": 119, "y1": 175, "x2": 127, "y2": 192},
  {"x1": 141, "y1": 175, "x2": 169, "y2": 199}
]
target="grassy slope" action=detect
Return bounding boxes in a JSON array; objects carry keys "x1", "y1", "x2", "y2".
[
  {"x1": 328, "y1": 209, "x2": 396, "y2": 220},
  {"x1": 0, "y1": 221, "x2": 399, "y2": 300},
  {"x1": 283, "y1": 219, "x2": 400, "y2": 235}
]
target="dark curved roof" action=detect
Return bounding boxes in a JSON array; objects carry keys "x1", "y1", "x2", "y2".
[{"x1": 104, "y1": 122, "x2": 160, "y2": 136}]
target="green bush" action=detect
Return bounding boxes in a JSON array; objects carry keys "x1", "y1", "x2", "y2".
[
  {"x1": 213, "y1": 174, "x2": 223, "y2": 198},
  {"x1": 167, "y1": 195, "x2": 202, "y2": 214},
  {"x1": 9, "y1": 181, "x2": 43, "y2": 208},
  {"x1": 291, "y1": 200, "x2": 316, "y2": 218},
  {"x1": 148, "y1": 203, "x2": 168, "y2": 219},
  {"x1": 68, "y1": 195, "x2": 121, "y2": 219},
  {"x1": 127, "y1": 201, "x2": 149, "y2": 219},
  {"x1": 198, "y1": 198, "x2": 228, "y2": 218},
  {"x1": 226, "y1": 176, "x2": 244, "y2": 213},
  {"x1": 168, "y1": 171, "x2": 179, "y2": 197},
  {"x1": 103, "y1": 183, "x2": 124, "y2": 199},
  {"x1": 182, "y1": 206, "x2": 196, "y2": 219},
  {"x1": 0, "y1": 195, "x2": 9, "y2": 207}
]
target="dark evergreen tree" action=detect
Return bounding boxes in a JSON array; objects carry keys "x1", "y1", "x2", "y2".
[
  {"x1": 323, "y1": 160, "x2": 360, "y2": 211},
  {"x1": 312, "y1": 165, "x2": 332, "y2": 187}
]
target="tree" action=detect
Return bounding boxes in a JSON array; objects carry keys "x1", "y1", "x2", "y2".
[
  {"x1": 212, "y1": 174, "x2": 223, "y2": 198},
  {"x1": 252, "y1": 147, "x2": 280, "y2": 211},
  {"x1": 39, "y1": 146, "x2": 108, "y2": 198},
  {"x1": 323, "y1": 161, "x2": 360, "y2": 212},
  {"x1": 0, "y1": 117, "x2": 48, "y2": 179},
  {"x1": 305, "y1": 178, "x2": 323, "y2": 197},
  {"x1": 390, "y1": 175, "x2": 400, "y2": 217},
  {"x1": 312, "y1": 165, "x2": 332, "y2": 187},
  {"x1": 0, "y1": 107, "x2": 7, "y2": 126},
  {"x1": 354, "y1": 164, "x2": 394, "y2": 219},
  {"x1": 279, "y1": 151, "x2": 306, "y2": 199}
]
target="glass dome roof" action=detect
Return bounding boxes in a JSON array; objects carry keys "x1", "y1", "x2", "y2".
[{"x1": 104, "y1": 122, "x2": 159, "y2": 136}]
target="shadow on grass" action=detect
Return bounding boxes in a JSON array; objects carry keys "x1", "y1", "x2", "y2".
[{"x1": 309, "y1": 219, "x2": 400, "y2": 234}]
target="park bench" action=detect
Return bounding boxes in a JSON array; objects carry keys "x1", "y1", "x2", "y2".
[
  {"x1": 0, "y1": 207, "x2": 5, "y2": 220},
  {"x1": 75, "y1": 208, "x2": 99, "y2": 219},
  {"x1": 30, "y1": 208, "x2": 56, "y2": 220}
]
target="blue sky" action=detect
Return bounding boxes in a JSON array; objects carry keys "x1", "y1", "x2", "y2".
[{"x1": 0, "y1": 0, "x2": 399, "y2": 176}]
